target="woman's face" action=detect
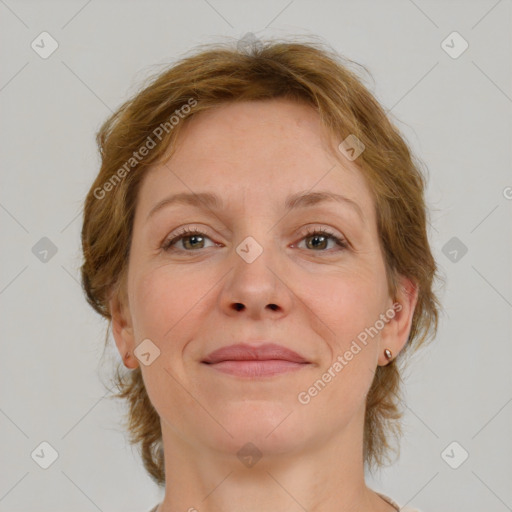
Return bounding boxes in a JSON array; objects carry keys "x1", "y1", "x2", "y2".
[{"x1": 112, "y1": 98, "x2": 415, "y2": 458}]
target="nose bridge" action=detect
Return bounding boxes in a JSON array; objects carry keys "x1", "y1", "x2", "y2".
[
  {"x1": 219, "y1": 226, "x2": 291, "y2": 316},
  {"x1": 233, "y1": 231, "x2": 277, "y2": 288},
  {"x1": 232, "y1": 208, "x2": 278, "y2": 268}
]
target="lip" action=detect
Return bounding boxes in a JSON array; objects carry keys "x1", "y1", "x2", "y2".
[
  {"x1": 201, "y1": 343, "x2": 310, "y2": 378},
  {"x1": 202, "y1": 343, "x2": 309, "y2": 364}
]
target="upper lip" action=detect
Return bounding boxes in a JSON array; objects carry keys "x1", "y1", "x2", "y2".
[{"x1": 202, "y1": 343, "x2": 309, "y2": 364}]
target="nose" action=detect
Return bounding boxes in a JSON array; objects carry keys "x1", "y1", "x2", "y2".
[{"x1": 218, "y1": 237, "x2": 293, "y2": 320}]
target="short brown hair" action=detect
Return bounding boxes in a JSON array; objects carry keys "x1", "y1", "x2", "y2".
[{"x1": 81, "y1": 37, "x2": 442, "y2": 485}]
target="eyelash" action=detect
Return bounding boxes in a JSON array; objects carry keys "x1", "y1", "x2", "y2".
[{"x1": 161, "y1": 226, "x2": 348, "y2": 253}]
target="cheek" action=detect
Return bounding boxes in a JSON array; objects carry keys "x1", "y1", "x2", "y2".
[
  {"x1": 129, "y1": 265, "x2": 205, "y2": 342},
  {"x1": 300, "y1": 272, "x2": 384, "y2": 413},
  {"x1": 315, "y1": 268, "x2": 388, "y2": 342}
]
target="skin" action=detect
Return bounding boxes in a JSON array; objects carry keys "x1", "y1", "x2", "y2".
[{"x1": 111, "y1": 98, "x2": 418, "y2": 512}]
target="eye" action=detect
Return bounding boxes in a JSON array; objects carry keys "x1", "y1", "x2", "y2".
[
  {"x1": 161, "y1": 226, "x2": 348, "y2": 253},
  {"x1": 162, "y1": 227, "x2": 217, "y2": 252},
  {"x1": 295, "y1": 227, "x2": 348, "y2": 252}
]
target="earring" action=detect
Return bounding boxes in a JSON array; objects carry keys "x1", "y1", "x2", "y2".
[
  {"x1": 384, "y1": 348, "x2": 393, "y2": 361},
  {"x1": 123, "y1": 351, "x2": 135, "y2": 369}
]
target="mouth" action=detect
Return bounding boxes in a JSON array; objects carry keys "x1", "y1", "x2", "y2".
[
  {"x1": 201, "y1": 342, "x2": 311, "y2": 378},
  {"x1": 202, "y1": 359, "x2": 310, "y2": 377}
]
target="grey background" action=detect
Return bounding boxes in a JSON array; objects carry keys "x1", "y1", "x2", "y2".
[{"x1": 1, "y1": 1, "x2": 511, "y2": 511}]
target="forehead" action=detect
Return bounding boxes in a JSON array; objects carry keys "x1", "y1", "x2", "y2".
[
  {"x1": 137, "y1": 99, "x2": 375, "y2": 220},
  {"x1": 176, "y1": 98, "x2": 333, "y2": 161}
]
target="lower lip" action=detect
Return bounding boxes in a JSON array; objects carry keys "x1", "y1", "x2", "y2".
[{"x1": 203, "y1": 360, "x2": 309, "y2": 377}]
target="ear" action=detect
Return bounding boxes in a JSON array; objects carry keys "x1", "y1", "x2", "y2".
[
  {"x1": 110, "y1": 291, "x2": 139, "y2": 370},
  {"x1": 378, "y1": 275, "x2": 419, "y2": 366}
]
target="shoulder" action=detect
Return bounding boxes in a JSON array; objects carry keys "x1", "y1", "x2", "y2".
[{"x1": 376, "y1": 491, "x2": 422, "y2": 511}]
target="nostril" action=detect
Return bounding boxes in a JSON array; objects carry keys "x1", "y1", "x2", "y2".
[{"x1": 233, "y1": 303, "x2": 244, "y2": 311}]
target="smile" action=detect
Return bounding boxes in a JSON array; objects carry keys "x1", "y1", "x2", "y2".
[{"x1": 202, "y1": 360, "x2": 310, "y2": 378}]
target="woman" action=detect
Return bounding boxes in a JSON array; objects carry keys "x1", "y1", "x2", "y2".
[{"x1": 81, "y1": 38, "x2": 440, "y2": 512}]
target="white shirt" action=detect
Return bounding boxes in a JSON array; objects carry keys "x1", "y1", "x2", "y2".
[
  {"x1": 377, "y1": 491, "x2": 422, "y2": 511},
  {"x1": 148, "y1": 494, "x2": 421, "y2": 512}
]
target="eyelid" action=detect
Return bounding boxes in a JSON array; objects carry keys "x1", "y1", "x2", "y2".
[
  {"x1": 295, "y1": 225, "x2": 349, "y2": 250},
  {"x1": 161, "y1": 223, "x2": 350, "y2": 253},
  {"x1": 161, "y1": 225, "x2": 216, "y2": 249}
]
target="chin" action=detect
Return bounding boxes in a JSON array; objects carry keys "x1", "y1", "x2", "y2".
[{"x1": 210, "y1": 403, "x2": 310, "y2": 451}]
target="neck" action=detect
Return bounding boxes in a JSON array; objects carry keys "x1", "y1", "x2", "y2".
[{"x1": 155, "y1": 405, "x2": 395, "y2": 512}]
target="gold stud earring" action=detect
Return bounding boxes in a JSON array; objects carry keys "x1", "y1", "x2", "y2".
[
  {"x1": 384, "y1": 348, "x2": 393, "y2": 361},
  {"x1": 123, "y1": 351, "x2": 135, "y2": 369}
]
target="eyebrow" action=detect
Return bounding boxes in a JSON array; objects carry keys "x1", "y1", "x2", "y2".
[{"x1": 147, "y1": 190, "x2": 364, "y2": 222}]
